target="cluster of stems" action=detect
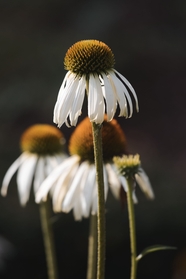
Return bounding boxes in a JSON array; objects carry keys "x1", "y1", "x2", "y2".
[{"x1": 40, "y1": 122, "x2": 137, "y2": 279}]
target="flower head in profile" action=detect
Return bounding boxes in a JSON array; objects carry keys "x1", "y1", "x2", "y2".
[
  {"x1": 1, "y1": 124, "x2": 67, "y2": 206},
  {"x1": 113, "y1": 154, "x2": 154, "y2": 199},
  {"x1": 36, "y1": 117, "x2": 153, "y2": 220},
  {"x1": 54, "y1": 40, "x2": 139, "y2": 127}
]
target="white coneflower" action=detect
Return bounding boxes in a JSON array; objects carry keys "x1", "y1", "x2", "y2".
[
  {"x1": 36, "y1": 117, "x2": 153, "y2": 221},
  {"x1": 1, "y1": 124, "x2": 67, "y2": 206},
  {"x1": 54, "y1": 40, "x2": 139, "y2": 127},
  {"x1": 113, "y1": 154, "x2": 154, "y2": 199}
]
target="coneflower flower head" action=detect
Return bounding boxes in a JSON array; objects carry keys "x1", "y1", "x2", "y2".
[
  {"x1": 54, "y1": 40, "x2": 139, "y2": 127},
  {"x1": 113, "y1": 154, "x2": 141, "y2": 179},
  {"x1": 1, "y1": 124, "x2": 67, "y2": 206},
  {"x1": 64, "y1": 40, "x2": 115, "y2": 76},
  {"x1": 113, "y1": 154, "x2": 154, "y2": 199},
  {"x1": 20, "y1": 124, "x2": 65, "y2": 155},
  {"x1": 69, "y1": 115, "x2": 127, "y2": 162}
]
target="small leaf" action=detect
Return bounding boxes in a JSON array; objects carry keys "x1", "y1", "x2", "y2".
[{"x1": 136, "y1": 245, "x2": 177, "y2": 261}]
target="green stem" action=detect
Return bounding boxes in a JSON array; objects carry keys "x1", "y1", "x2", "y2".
[
  {"x1": 92, "y1": 122, "x2": 105, "y2": 279},
  {"x1": 39, "y1": 200, "x2": 58, "y2": 279},
  {"x1": 126, "y1": 178, "x2": 137, "y2": 279},
  {"x1": 86, "y1": 214, "x2": 97, "y2": 279}
]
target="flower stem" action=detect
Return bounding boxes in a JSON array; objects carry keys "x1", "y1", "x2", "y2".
[
  {"x1": 86, "y1": 214, "x2": 97, "y2": 279},
  {"x1": 39, "y1": 200, "x2": 58, "y2": 279},
  {"x1": 126, "y1": 178, "x2": 137, "y2": 279},
  {"x1": 92, "y1": 122, "x2": 105, "y2": 279}
]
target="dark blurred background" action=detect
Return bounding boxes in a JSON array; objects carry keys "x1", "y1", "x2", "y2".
[{"x1": 0, "y1": 0, "x2": 186, "y2": 278}]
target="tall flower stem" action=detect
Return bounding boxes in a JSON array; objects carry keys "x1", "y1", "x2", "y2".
[
  {"x1": 92, "y1": 122, "x2": 105, "y2": 279},
  {"x1": 86, "y1": 214, "x2": 97, "y2": 279},
  {"x1": 126, "y1": 178, "x2": 137, "y2": 279},
  {"x1": 39, "y1": 199, "x2": 58, "y2": 279}
]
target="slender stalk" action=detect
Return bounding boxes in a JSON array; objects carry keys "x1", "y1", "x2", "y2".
[
  {"x1": 39, "y1": 199, "x2": 58, "y2": 279},
  {"x1": 86, "y1": 214, "x2": 97, "y2": 279},
  {"x1": 126, "y1": 178, "x2": 137, "y2": 279},
  {"x1": 92, "y1": 122, "x2": 105, "y2": 279}
]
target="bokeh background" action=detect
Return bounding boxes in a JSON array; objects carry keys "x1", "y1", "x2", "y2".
[{"x1": 0, "y1": 0, "x2": 186, "y2": 278}]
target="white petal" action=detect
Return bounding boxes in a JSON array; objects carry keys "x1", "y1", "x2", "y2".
[
  {"x1": 114, "y1": 75, "x2": 133, "y2": 118},
  {"x1": 17, "y1": 154, "x2": 38, "y2": 206},
  {"x1": 44, "y1": 155, "x2": 63, "y2": 176},
  {"x1": 135, "y1": 168, "x2": 154, "y2": 199},
  {"x1": 114, "y1": 70, "x2": 139, "y2": 112},
  {"x1": 62, "y1": 161, "x2": 88, "y2": 213},
  {"x1": 73, "y1": 197, "x2": 83, "y2": 221},
  {"x1": 35, "y1": 156, "x2": 79, "y2": 203},
  {"x1": 106, "y1": 163, "x2": 121, "y2": 199},
  {"x1": 88, "y1": 74, "x2": 105, "y2": 124},
  {"x1": 119, "y1": 175, "x2": 128, "y2": 193},
  {"x1": 54, "y1": 72, "x2": 79, "y2": 127},
  {"x1": 109, "y1": 72, "x2": 128, "y2": 117},
  {"x1": 69, "y1": 76, "x2": 86, "y2": 126},
  {"x1": 52, "y1": 158, "x2": 80, "y2": 212},
  {"x1": 133, "y1": 190, "x2": 138, "y2": 203},
  {"x1": 91, "y1": 184, "x2": 98, "y2": 215},
  {"x1": 53, "y1": 71, "x2": 71, "y2": 123},
  {"x1": 102, "y1": 73, "x2": 117, "y2": 121},
  {"x1": 1, "y1": 153, "x2": 29, "y2": 197},
  {"x1": 81, "y1": 165, "x2": 96, "y2": 218},
  {"x1": 33, "y1": 157, "x2": 45, "y2": 194}
]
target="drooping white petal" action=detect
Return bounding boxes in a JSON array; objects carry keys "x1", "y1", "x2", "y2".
[
  {"x1": 69, "y1": 75, "x2": 86, "y2": 126},
  {"x1": 54, "y1": 72, "x2": 79, "y2": 127},
  {"x1": 17, "y1": 154, "x2": 38, "y2": 206},
  {"x1": 33, "y1": 157, "x2": 45, "y2": 193},
  {"x1": 72, "y1": 164, "x2": 91, "y2": 220},
  {"x1": 133, "y1": 190, "x2": 138, "y2": 203},
  {"x1": 73, "y1": 196, "x2": 84, "y2": 221},
  {"x1": 90, "y1": 165, "x2": 109, "y2": 215},
  {"x1": 119, "y1": 175, "x2": 138, "y2": 203},
  {"x1": 114, "y1": 69, "x2": 139, "y2": 112},
  {"x1": 44, "y1": 155, "x2": 66, "y2": 177},
  {"x1": 53, "y1": 71, "x2": 71, "y2": 123},
  {"x1": 36, "y1": 156, "x2": 79, "y2": 203},
  {"x1": 106, "y1": 163, "x2": 121, "y2": 199},
  {"x1": 108, "y1": 72, "x2": 128, "y2": 117},
  {"x1": 1, "y1": 153, "x2": 29, "y2": 197},
  {"x1": 62, "y1": 161, "x2": 89, "y2": 213},
  {"x1": 81, "y1": 164, "x2": 96, "y2": 218},
  {"x1": 112, "y1": 73, "x2": 133, "y2": 118},
  {"x1": 119, "y1": 175, "x2": 128, "y2": 193},
  {"x1": 102, "y1": 73, "x2": 117, "y2": 121},
  {"x1": 52, "y1": 158, "x2": 80, "y2": 212},
  {"x1": 54, "y1": 71, "x2": 71, "y2": 104},
  {"x1": 88, "y1": 74, "x2": 105, "y2": 124},
  {"x1": 135, "y1": 168, "x2": 154, "y2": 199},
  {"x1": 88, "y1": 75, "x2": 98, "y2": 121}
]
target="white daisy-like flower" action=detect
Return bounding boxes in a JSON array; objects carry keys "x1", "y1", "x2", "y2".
[
  {"x1": 1, "y1": 124, "x2": 67, "y2": 206},
  {"x1": 53, "y1": 40, "x2": 139, "y2": 127},
  {"x1": 36, "y1": 117, "x2": 154, "y2": 221}
]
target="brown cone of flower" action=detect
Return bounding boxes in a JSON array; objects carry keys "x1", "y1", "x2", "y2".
[
  {"x1": 20, "y1": 124, "x2": 65, "y2": 155},
  {"x1": 69, "y1": 116, "x2": 127, "y2": 163}
]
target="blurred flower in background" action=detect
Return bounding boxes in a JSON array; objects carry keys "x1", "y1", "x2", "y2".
[
  {"x1": 1, "y1": 124, "x2": 67, "y2": 206},
  {"x1": 53, "y1": 40, "x2": 139, "y2": 127},
  {"x1": 36, "y1": 116, "x2": 153, "y2": 220}
]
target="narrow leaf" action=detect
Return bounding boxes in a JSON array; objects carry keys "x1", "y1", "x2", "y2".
[{"x1": 136, "y1": 245, "x2": 177, "y2": 261}]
